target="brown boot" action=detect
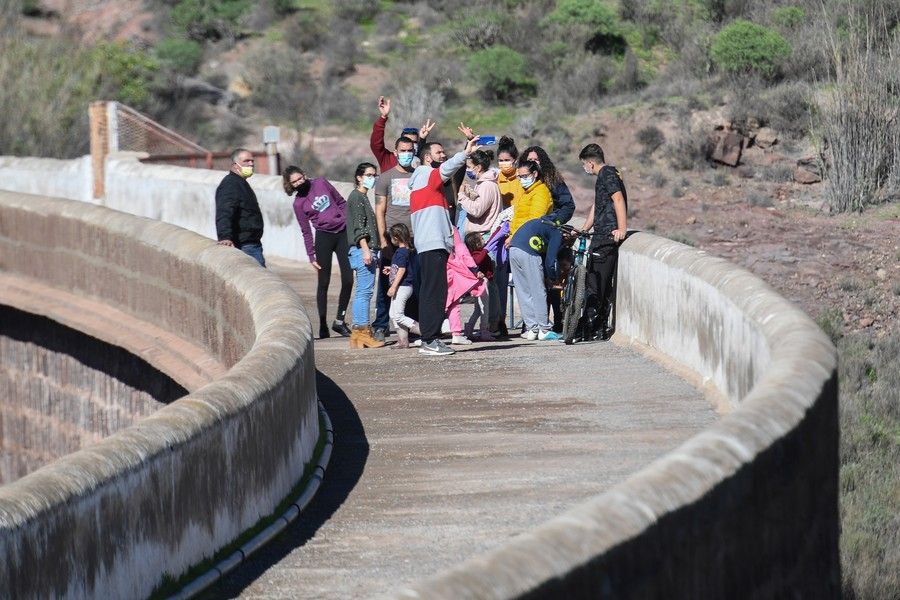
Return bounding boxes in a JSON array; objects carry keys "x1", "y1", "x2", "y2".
[{"x1": 350, "y1": 326, "x2": 385, "y2": 348}]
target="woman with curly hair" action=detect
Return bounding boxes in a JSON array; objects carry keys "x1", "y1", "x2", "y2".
[{"x1": 521, "y1": 145, "x2": 576, "y2": 224}]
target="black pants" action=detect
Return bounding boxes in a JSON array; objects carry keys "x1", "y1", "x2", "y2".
[
  {"x1": 418, "y1": 249, "x2": 449, "y2": 343},
  {"x1": 314, "y1": 229, "x2": 353, "y2": 322},
  {"x1": 585, "y1": 243, "x2": 619, "y2": 329},
  {"x1": 547, "y1": 287, "x2": 563, "y2": 333}
]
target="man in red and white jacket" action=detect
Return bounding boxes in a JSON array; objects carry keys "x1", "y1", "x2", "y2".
[{"x1": 409, "y1": 136, "x2": 481, "y2": 356}]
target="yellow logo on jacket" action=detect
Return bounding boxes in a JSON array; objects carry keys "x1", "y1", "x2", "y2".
[{"x1": 529, "y1": 236, "x2": 544, "y2": 252}]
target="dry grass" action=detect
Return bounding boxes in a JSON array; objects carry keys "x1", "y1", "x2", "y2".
[{"x1": 836, "y1": 329, "x2": 900, "y2": 599}]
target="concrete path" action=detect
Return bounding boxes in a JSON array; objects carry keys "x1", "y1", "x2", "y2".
[{"x1": 207, "y1": 258, "x2": 719, "y2": 599}]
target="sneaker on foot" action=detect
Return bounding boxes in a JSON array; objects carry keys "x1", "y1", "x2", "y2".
[
  {"x1": 419, "y1": 339, "x2": 455, "y2": 355},
  {"x1": 522, "y1": 329, "x2": 538, "y2": 341},
  {"x1": 440, "y1": 319, "x2": 451, "y2": 334},
  {"x1": 372, "y1": 328, "x2": 386, "y2": 342},
  {"x1": 411, "y1": 339, "x2": 422, "y2": 347},
  {"x1": 331, "y1": 320, "x2": 352, "y2": 337},
  {"x1": 538, "y1": 330, "x2": 562, "y2": 341},
  {"x1": 451, "y1": 335, "x2": 473, "y2": 345}
]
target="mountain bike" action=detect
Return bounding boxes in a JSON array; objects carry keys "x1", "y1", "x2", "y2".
[{"x1": 555, "y1": 224, "x2": 614, "y2": 344}]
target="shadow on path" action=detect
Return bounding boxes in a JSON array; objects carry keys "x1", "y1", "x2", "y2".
[{"x1": 203, "y1": 370, "x2": 369, "y2": 598}]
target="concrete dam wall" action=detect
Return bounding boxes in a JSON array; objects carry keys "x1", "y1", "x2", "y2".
[
  {"x1": 0, "y1": 191, "x2": 319, "y2": 599},
  {"x1": 397, "y1": 234, "x2": 840, "y2": 598},
  {"x1": 0, "y1": 156, "x2": 840, "y2": 598},
  {"x1": 0, "y1": 305, "x2": 182, "y2": 484}
]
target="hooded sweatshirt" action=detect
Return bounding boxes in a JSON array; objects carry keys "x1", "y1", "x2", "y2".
[
  {"x1": 408, "y1": 151, "x2": 468, "y2": 253},
  {"x1": 292, "y1": 178, "x2": 347, "y2": 263},
  {"x1": 457, "y1": 167, "x2": 502, "y2": 235},
  {"x1": 509, "y1": 180, "x2": 552, "y2": 238}
]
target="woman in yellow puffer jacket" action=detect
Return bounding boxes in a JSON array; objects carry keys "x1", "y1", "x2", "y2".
[
  {"x1": 496, "y1": 136, "x2": 524, "y2": 210},
  {"x1": 508, "y1": 159, "x2": 552, "y2": 240}
]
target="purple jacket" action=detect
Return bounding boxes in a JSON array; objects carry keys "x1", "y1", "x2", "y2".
[{"x1": 293, "y1": 178, "x2": 347, "y2": 262}]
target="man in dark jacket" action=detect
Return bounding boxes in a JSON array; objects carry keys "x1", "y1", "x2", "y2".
[{"x1": 215, "y1": 148, "x2": 265, "y2": 267}]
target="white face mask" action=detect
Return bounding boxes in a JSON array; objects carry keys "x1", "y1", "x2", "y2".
[{"x1": 362, "y1": 175, "x2": 376, "y2": 189}]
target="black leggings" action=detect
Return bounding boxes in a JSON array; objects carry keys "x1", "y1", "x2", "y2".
[{"x1": 315, "y1": 229, "x2": 353, "y2": 322}]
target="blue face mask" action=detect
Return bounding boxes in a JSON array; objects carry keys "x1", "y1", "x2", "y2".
[
  {"x1": 362, "y1": 175, "x2": 376, "y2": 189},
  {"x1": 518, "y1": 176, "x2": 534, "y2": 189},
  {"x1": 466, "y1": 169, "x2": 476, "y2": 179},
  {"x1": 397, "y1": 152, "x2": 414, "y2": 167}
]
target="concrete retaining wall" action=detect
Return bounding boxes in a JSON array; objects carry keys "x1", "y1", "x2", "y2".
[
  {"x1": 397, "y1": 233, "x2": 840, "y2": 599},
  {"x1": 0, "y1": 191, "x2": 319, "y2": 599},
  {"x1": 0, "y1": 154, "x2": 354, "y2": 262}
]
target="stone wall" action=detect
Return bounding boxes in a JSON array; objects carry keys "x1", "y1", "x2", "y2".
[
  {"x1": 396, "y1": 233, "x2": 840, "y2": 599},
  {"x1": 0, "y1": 191, "x2": 319, "y2": 599}
]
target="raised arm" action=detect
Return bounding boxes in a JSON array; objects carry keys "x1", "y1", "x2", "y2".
[{"x1": 369, "y1": 96, "x2": 393, "y2": 167}]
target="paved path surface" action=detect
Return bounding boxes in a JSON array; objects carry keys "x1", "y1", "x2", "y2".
[{"x1": 207, "y1": 258, "x2": 719, "y2": 599}]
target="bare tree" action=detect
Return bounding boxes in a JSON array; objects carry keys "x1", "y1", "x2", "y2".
[{"x1": 816, "y1": 2, "x2": 900, "y2": 212}]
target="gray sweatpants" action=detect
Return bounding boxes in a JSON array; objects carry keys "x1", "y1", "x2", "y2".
[{"x1": 509, "y1": 247, "x2": 551, "y2": 332}]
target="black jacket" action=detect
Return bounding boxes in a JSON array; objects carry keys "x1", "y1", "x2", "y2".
[{"x1": 215, "y1": 172, "x2": 264, "y2": 246}]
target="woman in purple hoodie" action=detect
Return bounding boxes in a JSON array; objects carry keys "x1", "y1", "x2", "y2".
[{"x1": 284, "y1": 166, "x2": 353, "y2": 339}]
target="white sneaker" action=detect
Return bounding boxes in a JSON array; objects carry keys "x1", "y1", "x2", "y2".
[
  {"x1": 523, "y1": 330, "x2": 538, "y2": 341},
  {"x1": 411, "y1": 339, "x2": 422, "y2": 347},
  {"x1": 451, "y1": 335, "x2": 473, "y2": 345},
  {"x1": 440, "y1": 319, "x2": 451, "y2": 334}
]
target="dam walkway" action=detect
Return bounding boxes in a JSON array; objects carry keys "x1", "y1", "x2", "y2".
[{"x1": 206, "y1": 257, "x2": 720, "y2": 599}]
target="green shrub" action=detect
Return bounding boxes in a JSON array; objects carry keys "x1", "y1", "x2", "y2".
[
  {"x1": 154, "y1": 37, "x2": 203, "y2": 75},
  {"x1": 90, "y1": 42, "x2": 160, "y2": 108},
  {"x1": 544, "y1": 0, "x2": 627, "y2": 55},
  {"x1": 171, "y1": 0, "x2": 250, "y2": 41},
  {"x1": 467, "y1": 46, "x2": 536, "y2": 101},
  {"x1": 451, "y1": 11, "x2": 504, "y2": 50},
  {"x1": 772, "y1": 6, "x2": 806, "y2": 29},
  {"x1": 710, "y1": 19, "x2": 791, "y2": 79}
]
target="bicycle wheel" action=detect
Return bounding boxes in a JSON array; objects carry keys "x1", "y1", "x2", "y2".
[{"x1": 562, "y1": 265, "x2": 587, "y2": 344}]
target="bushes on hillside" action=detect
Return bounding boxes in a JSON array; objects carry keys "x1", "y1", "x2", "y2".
[
  {"x1": 0, "y1": 35, "x2": 159, "y2": 157},
  {"x1": 155, "y1": 37, "x2": 204, "y2": 75},
  {"x1": 710, "y1": 19, "x2": 791, "y2": 79},
  {"x1": 467, "y1": 46, "x2": 536, "y2": 101},
  {"x1": 544, "y1": 0, "x2": 627, "y2": 55},
  {"x1": 171, "y1": 0, "x2": 250, "y2": 41}
]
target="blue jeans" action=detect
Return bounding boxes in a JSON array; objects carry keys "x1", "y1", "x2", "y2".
[
  {"x1": 349, "y1": 246, "x2": 377, "y2": 327},
  {"x1": 239, "y1": 243, "x2": 266, "y2": 267}
]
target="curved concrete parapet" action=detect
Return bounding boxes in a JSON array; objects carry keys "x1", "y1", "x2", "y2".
[
  {"x1": 398, "y1": 232, "x2": 839, "y2": 598},
  {"x1": 0, "y1": 191, "x2": 318, "y2": 599}
]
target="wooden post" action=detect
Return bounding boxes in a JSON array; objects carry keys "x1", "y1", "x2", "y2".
[{"x1": 89, "y1": 102, "x2": 108, "y2": 200}]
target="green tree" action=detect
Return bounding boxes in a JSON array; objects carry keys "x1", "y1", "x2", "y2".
[
  {"x1": 467, "y1": 46, "x2": 536, "y2": 102},
  {"x1": 710, "y1": 19, "x2": 791, "y2": 79},
  {"x1": 544, "y1": 0, "x2": 627, "y2": 55},
  {"x1": 155, "y1": 36, "x2": 203, "y2": 75},
  {"x1": 171, "y1": 0, "x2": 250, "y2": 41}
]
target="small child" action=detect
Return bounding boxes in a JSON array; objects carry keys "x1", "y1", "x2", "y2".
[
  {"x1": 387, "y1": 223, "x2": 420, "y2": 348},
  {"x1": 464, "y1": 232, "x2": 495, "y2": 341}
]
